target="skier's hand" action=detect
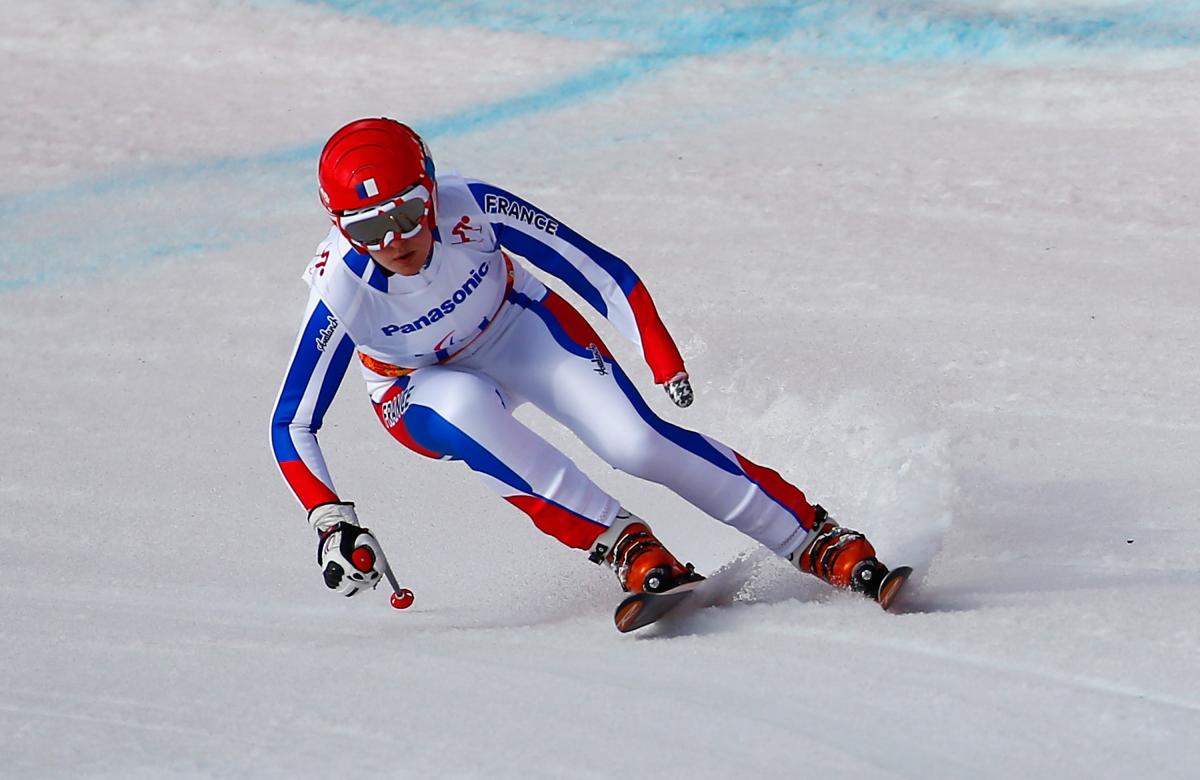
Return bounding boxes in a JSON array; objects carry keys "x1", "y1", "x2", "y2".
[
  {"x1": 308, "y1": 502, "x2": 386, "y2": 597},
  {"x1": 663, "y1": 371, "x2": 693, "y2": 408}
]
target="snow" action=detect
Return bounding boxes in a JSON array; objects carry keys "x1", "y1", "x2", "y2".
[{"x1": 3, "y1": 1, "x2": 1199, "y2": 777}]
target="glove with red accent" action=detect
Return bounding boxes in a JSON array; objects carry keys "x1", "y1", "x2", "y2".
[
  {"x1": 663, "y1": 371, "x2": 694, "y2": 408},
  {"x1": 308, "y1": 502, "x2": 385, "y2": 598}
]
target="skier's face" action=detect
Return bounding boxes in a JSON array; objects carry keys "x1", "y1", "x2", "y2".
[{"x1": 367, "y1": 212, "x2": 434, "y2": 276}]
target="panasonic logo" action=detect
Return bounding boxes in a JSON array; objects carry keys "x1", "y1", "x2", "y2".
[{"x1": 381, "y1": 262, "x2": 491, "y2": 336}]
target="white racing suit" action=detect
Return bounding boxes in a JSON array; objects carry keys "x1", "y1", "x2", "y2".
[{"x1": 271, "y1": 172, "x2": 817, "y2": 556}]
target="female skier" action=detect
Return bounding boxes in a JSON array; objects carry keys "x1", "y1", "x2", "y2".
[{"x1": 270, "y1": 118, "x2": 907, "y2": 615}]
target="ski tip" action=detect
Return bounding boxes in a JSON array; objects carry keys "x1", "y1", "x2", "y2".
[
  {"x1": 876, "y1": 566, "x2": 914, "y2": 612},
  {"x1": 614, "y1": 599, "x2": 645, "y2": 633},
  {"x1": 613, "y1": 579, "x2": 705, "y2": 633}
]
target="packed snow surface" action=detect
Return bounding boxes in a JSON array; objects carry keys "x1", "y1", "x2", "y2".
[{"x1": 3, "y1": 1, "x2": 1199, "y2": 777}]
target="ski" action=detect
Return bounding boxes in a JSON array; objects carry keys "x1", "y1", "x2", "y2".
[
  {"x1": 614, "y1": 563, "x2": 915, "y2": 632},
  {"x1": 614, "y1": 578, "x2": 706, "y2": 633},
  {"x1": 875, "y1": 565, "x2": 913, "y2": 611}
]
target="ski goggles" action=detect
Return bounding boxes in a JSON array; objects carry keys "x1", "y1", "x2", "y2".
[{"x1": 336, "y1": 184, "x2": 431, "y2": 250}]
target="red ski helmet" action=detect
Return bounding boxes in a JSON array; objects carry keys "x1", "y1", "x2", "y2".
[{"x1": 317, "y1": 118, "x2": 436, "y2": 216}]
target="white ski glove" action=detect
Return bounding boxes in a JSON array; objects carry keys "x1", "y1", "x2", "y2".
[
  {"x1": 308, "y1": 502, "x2": 386, "y2": 597},
  {"x1": 663, "y1": 371, "x2": 694, "y2": 408}
]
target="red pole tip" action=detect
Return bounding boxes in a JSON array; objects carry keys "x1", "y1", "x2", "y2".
[{"x1": 390, "y1": 589, "x2": 415, "y2": 609}]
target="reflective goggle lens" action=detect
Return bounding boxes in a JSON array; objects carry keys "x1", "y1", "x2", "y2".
[{"x1": 338, "y1": 187, "x2": 429, "y2": 249}]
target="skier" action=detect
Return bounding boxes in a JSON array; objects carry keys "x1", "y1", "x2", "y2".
[{"x1": 270, "y1": 118, "x2": 907, "y2": 617}]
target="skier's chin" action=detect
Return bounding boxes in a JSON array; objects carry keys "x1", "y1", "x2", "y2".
[{"x1": 371, "y1": 244, "x2": 425, "y2": 275}]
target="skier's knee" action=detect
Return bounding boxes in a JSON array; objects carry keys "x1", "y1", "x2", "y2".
[{"x1": 599, "y1": 427, "x2": 667, "y2": 479}]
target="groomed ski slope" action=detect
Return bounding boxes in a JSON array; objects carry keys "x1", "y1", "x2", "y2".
[{"x1": 3, "y1": 1, "x2": 1198, "y2": 777}]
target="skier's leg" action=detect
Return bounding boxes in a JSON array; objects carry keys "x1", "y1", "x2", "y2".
[
  {"x1": 371, "y1": 368, "x2": 620, "y2": 550},
  {"x1": 490, "y1": 291, "x2": 890, "y2": 595},
  {"x1": 487, "y1": 291, "x2": 808, "y2": 551}
]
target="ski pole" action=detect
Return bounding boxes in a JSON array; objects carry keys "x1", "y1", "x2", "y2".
[{"x1": 375, "y1": 545, "x2": 415, "y2": 610}]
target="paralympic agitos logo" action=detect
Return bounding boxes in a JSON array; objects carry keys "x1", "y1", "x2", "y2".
[{"x1": 381, "y1": 262, "x2": 491, "y2": 336}]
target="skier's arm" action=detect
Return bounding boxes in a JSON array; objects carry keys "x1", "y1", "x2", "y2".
[
  {"x1": 269, "y1": 287, "x2": 356, "y2": 511},
  {"x1": 467, "y1": 181, "x2": 686, "y2": 384}
]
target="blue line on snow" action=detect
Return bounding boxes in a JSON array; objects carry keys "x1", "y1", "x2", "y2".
[
  {"x1": 3, "y1": 1, "x2": 1199, "y2": 289},
  {"x1": 300, "y1": 0, "x2": 1200, "y2": 52}
]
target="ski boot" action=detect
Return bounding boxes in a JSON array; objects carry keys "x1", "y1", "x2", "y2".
[
  {"x1": 589, "y1": 511, "x2": 700, "y2": 593},
  {"x1": 787, "y1": 505, "x2": 909, "y2": 609}
]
